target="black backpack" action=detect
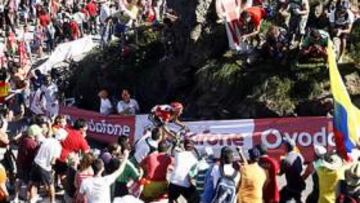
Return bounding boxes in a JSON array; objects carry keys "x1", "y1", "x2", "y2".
[{"x1": 211, "y1": 165, "x2": 238, "y2": 203}]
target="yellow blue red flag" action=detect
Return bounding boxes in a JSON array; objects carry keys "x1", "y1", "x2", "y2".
[{"x1": 328, "y1": 41, "x2": 360, "y2": 159}]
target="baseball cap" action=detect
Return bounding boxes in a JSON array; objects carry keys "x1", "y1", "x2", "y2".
[{"x1": 28, "y1": 125, "x2": 43, "y2": 137}]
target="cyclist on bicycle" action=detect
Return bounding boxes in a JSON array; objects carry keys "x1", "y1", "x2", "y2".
[{"x1": 149, "y1": 102, "x2": 188, "y2": 141}]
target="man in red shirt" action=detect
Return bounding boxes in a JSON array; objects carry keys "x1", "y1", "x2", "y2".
[
  {"x1": 257, "y1": 144, "x2": 280, "y2": 203},
  {"x1": 38, "y1": 8, "x2": 51, "y2": 28},
  {"x1": 69, "y1": 18, "x2": 80, "y2": 40},
  {"x1": 54, "y1": 119, "x2": 90, "y2": 187},
  {"x1": 85, "y1": 0, "x2": 98, "y2": 34},
  {"x1": 140, "y1": 141, "x2": 174, "y2": 201},
  {"x1": 239, "y1": 7, "x2": 266, "y2": 45}
]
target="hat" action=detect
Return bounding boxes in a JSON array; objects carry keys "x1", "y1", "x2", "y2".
[
  {"x1": 314, "y1": 145, "x2": 327, "y2": 157},
  {"x1": 345, "y1": 162, "x2": 360, "y2": 187},
  {"x1": 55, "y1": 128, "x2": 68, "y2": 141},
  {"x1": 28, "y1": 125, "x2": 43, "y2": 137},
  {"x1": 321, "y1": 154, "x2": 342, "y2": 170}
]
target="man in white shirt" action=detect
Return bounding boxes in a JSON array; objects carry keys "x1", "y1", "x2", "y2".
[
  {"x1": 117, "y1": 89, "x2": 139, "y2": 116},
  {"x1": 169, "y1": 139, "x2": 200, "y2": 203},
  {"x1": 29, "y1": 129, "x2": 67, "y2": 203},
  {"x1": 80, "y1": 150, "x2": 129, "y2": 203},
  {"x1": 100, "y1": 1, "x2": 110, "y2": 25},
  {"x1": 132, "y1": 127, "x2": 161, "y2": 166},
  {"x1": 98, "y1": 89, "x2": 113, "y2": 115},
  {"x1": 41, "y1": 75, "x2": 59, "y2": 119},
  {"x1": 30, "y1": 88, "x2": 47, "y2": 115}
]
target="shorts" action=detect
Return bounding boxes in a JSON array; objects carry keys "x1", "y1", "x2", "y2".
[
  {"x1": 17, "y1": 168, "x2": 30, "y2": 183},
  {"x1": 30, "y1": 163, "x2": 54, "y2": 185},
  {"x1": 54, "y1": 160, "x2": 68, "y2": 175},
  {"x1": 142, "y1": 180, "x2": 168, "y2": 200}
]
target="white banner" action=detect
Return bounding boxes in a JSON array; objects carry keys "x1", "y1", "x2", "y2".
[{"x1": 34, "y1": 36, "x2": 96, "y2": 74}]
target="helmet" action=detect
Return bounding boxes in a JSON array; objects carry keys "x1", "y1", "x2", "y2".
[{"x1": 170, "y1": 102, "x2": 183, "y2": 113}]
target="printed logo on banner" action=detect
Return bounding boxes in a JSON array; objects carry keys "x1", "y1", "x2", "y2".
[
  {"x1": 253, "y1": 117, "x2": 335, "y2": 162},
  {"x1": 260, "y1": 127, "x2": 335, "y2": 149},
  {"x1": 60, "y1": 106, "x2": 136, "y2": 144}
]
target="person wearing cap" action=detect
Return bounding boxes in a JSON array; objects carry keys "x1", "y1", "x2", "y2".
[
  {"x1": 203, "y1": 146, "x2": 240, "y2": 203},
  {"x1": 116, "y1": 89, "x2": 140, "y2": 116},
  {"x1": 257, "y1": 144, "x2": 280, "y2": 203},
  {"x1": 28, "y1": 128, "x2": 67, "y2": 203},
  {"x1": 305, "y1": 145, "x2": 327, "y2": 203},
  {"x1": 315, "y1": 153, "x2": 344, "y2": 203},
  {"x1": 238, "y1": 147, "x2": 267, "y2": 203},
  {"x1": 168, "y1": 138, "x2": 200, "y2": 203},
  {"x1": 338, "y1": 162, "x2": 360, "y2": 202},
  {"x1": 14, "y1": 125, "x2": 39, "y2": 202},
  {"x1": 279, "y1": 137, "x2": 305, "y2": 203},
  {"x1": 140, "y1": 140, "x2": 174, "y2": 201}
]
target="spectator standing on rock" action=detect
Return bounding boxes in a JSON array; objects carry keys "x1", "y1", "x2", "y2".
[{"x1": 117, "y1": 89, "x2": 139, "y2": 116}]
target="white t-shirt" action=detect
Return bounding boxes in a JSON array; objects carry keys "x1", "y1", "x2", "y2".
[
  {"x1": 30, "y1": 89, "x2": 46, "y2": 115},
  {"x1": 100, "y1": 4, "x2": 110, "y2": 24},
  {"x1": 100, "y1": 98, "x2": 113, "y2": 115},
  {"x1": 210, "y1": 164, "x2": 241, "y2": 191},
  {"x1": 41, "y1": 83, "x2": 58, "y2": 106},
  {"x1": 34, "y1": 137, "x2": 62, "y2": 171},
  {"x1": 117, "y1": 99, "x2": 139, "y2": 115},
  {"x1": 80, "y1": 173, "x2": 119, "y2": 203},
  {"x1": 73, "y1": 12, "x2": 86, "y2": 25},
  {"x1": 133, "y1": 134, "x2": 158, "y2": 164},
  {"x1": 170, "y1": 151, "x2": 199, "y2": 187}
]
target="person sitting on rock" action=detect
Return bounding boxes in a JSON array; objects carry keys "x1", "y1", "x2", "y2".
[
  {"x1": 262, "y1": 25, "x2": 289, "y2": 64},
  {"x1": 238, "y1": 7, "x2": 267, "y2": 48},
  {"x1": 299, "y1": 28, "x2": 329, "y2": 61}
]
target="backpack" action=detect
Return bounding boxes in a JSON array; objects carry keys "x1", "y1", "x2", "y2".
[{"x1": 211, "y1": 165, "x2": 238, "y2": 203}]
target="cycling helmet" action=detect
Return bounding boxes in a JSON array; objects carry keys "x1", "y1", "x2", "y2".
[{"x1": 170, "y1": 102, "x2": 183, "y2": 113}]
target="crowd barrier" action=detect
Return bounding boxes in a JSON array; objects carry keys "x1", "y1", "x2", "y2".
[
  {"x1": 60, "y1": 106, "x2": 335, "y2": 162},
  {"x1": 33, "y1": 36, "x2": 96, "y2": 74}
]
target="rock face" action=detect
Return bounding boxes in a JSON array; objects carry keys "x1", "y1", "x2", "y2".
[{"x1": 68, "y1": 0, "x2": 360, "y2": 120}]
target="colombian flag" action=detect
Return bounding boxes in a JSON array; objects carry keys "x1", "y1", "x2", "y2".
[{"x1": 328, "y1": 41, "x2": 360, "y2": 159}]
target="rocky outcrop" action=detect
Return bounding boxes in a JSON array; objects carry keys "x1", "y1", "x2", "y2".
[{"x1": 67, "y1": 0, "x2": 360, "y2": 120}]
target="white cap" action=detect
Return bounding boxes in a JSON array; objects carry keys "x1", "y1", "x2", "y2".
[{"x1": 314, "y1": 145, "x2": 327, "y2": 157}]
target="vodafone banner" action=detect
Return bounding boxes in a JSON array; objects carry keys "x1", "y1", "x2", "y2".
[
  {"x1": 60, "y1": 107, "x2": 335, "y2": 162},
  {"x1": 135, "y1": 115, "x2": 335, "y2": 162},
  {"x1": 60, "y1": 106, "x2": 136, "y2": 144}
]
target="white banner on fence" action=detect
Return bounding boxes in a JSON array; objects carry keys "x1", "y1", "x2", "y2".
[{"x1": 34, "y1": 36, "x2": 96, "y2": 74}]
